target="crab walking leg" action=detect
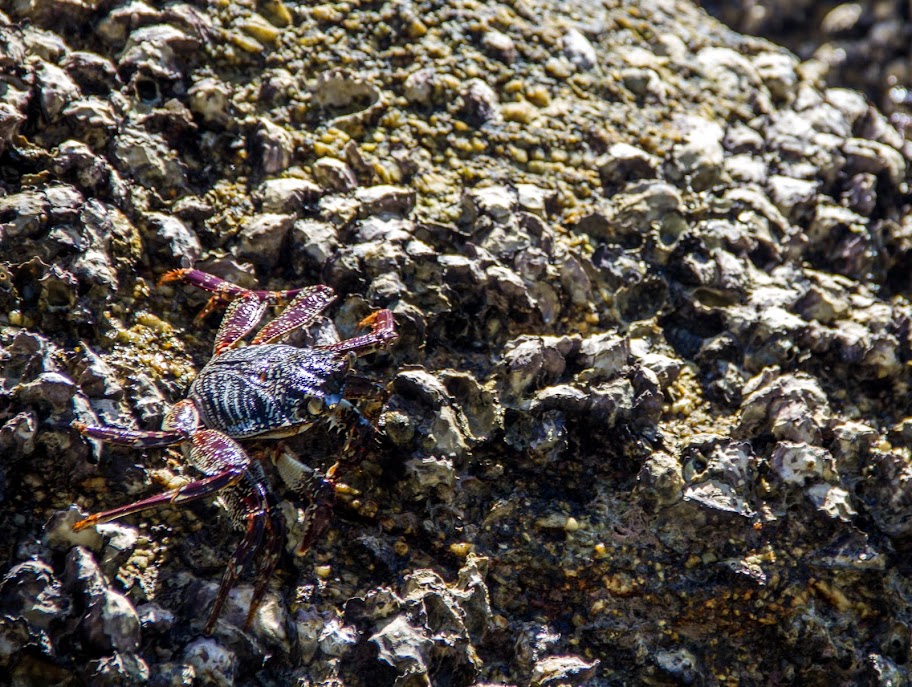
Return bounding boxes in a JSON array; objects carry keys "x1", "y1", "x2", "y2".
[
  {"x1": 72, "y1": 421, "x2": 188, "y2": 448},
  {"x1": 251, "y1": 285, "x2": 336, "y2": 346},
  {"x1": 318, "y1": 309, "x2": 398, "y2": 356},
  {"x1": 72, "y1": 399, "x2": 201, "y2": 448},
  {"x1": 74, "y1": 427, "x2": 253, "y2": 533},
  {"x1": 245, "y1": 500, "x2": 284, "y2": 630},
  {"x1": 160, "y1": 269, "x2": 307, "y2": 322},
  {"x1": 272, "y1": 448, "x2": 335, "y2": 555},
  {"x1": 73, "y1": 468, "x2": 248, "y2": 531},
  {"x1": 213, "y1": 283, "x2": 337, "y2": 356},
  {"x1": 213, "y1": 293, "x2": 269, "y2": 356},
  {"x1": 204, "y1": 475, "x2": 272, "y2": 635},
  {"x1": 73, "y1": 426, "x2": 274, "y2": 632}
]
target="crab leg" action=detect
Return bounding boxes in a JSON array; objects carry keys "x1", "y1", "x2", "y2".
[
  {"x1": 73, "y1": 467, "x2": 248, "y2": 531},
  {"x1": 272, "y1": 448, "x2": 335, "y2": 555},
  {"x1": 73, "y1": 399, "x2": 200, "y2": 448},
  {"x1": 73, "y1": 422, "x2": 276, "y2": 634},
  {"x1": 245, "y1": 503, "x2": 284, "y2": 630},
  {"x1": 204, "y1": 477, "x2": 271, "y2": 635},
  {"x1": 160, "y1": 269, "x2": 307, "y2": 321},
  {"x1": 213, "y1": 294, "x2": 269, "y2": 356},
  {"x1": 251, "y1": 285, "x2": 336, "y2": 346},
  {"x1": 318, "y1": 309, "x2": 398, "y2": 356}
]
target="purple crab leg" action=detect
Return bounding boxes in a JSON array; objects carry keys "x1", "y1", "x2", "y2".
[
  {"x1": 250, "y1": 285, "x2": 336, "y2": 346},
  {"x1": 244, "y1": 503, "x2": 284, "y2": 630},
  {"x1": 318, "y1": 310, "x2": 398, "y2": 356},
  {"x1": 73, "y1": 428, "x2": 252, "y2": 532},
  {"x1": 73, "y1": 421, "x2": 279, "y2": 634},
  {"x1": 213, "y1": 293, "x2": 269, "y2": 356},
  {"x1": 160, "y1": 269, "x2": 306, "y2": 321},
  {"x1": 204, "y1": 480, "x2": 270, "y2": 635},
  {"x1": 72, "y1": 466, "x2": 248, "y2": 531},
  {"x1": 72, "y1": 399, "x2": 200, "y2": 448},
  {"x1": 73, "y1": 421, "x2": 187, "y2": 448}
]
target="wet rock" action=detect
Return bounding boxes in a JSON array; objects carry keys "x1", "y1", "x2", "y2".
[
  {"x1": 119, "y1": 24, "x2": 199, "y2": 83},
  {"x1": 654, "y1": 648, "x2": 701, "y2": 684},
  {"x1": 293, "y1": 607, "x2": 324, "y2": 664},
  {"x1": 683, "y1": 440, "x2": 757, "y2": 517},
  {"x1": 317, "y1": 616, "x2": 358, "y2": 657},
  {"x1": 481, "y1": 28, "x2": 516, "y2": 64},
  {"x1": 386, "y1": 370, "x2": 469, "y2": 457},
  {"x1": 752, "y1": 51, "x2": 799, "y2": 102},
  {"x1": 145, "y1": 212, "x2": 201, "y2": 267},
  {"x1": 370, "y1": 616, "x2": 435, "y2": 682},
  {"x1": 597, "y1": 142, "x2": 661, "y2": 187},
  {"x1": 355, "y1": 185, "x2": 416, "y2": 216},
  {"x1": 367, "y1": 563, "x2": 487, "y2": 685},
  {"x1": 111, "y1": 129, "x2": 188, "y2": 195},
  {"x1": 530, "y1": 655, "x2": 599, "y2": 687},
  {"x1": 770, "y1": 441, "x2": 836, "y2": 486},
  {"x1": 183, "y1": 637, "x2": 237, "y2": 687},
  {"x1": 64, "y1": 547, "x2": 140, "y2": 653},
  {"x1": 62, "y1": 51, "x2": 119, "y2": 95},
  {"x1": 807, "y1": 483, "x2": 856, "y2": 522},
  {"x1": 861, "y1": 452, "x2": 912, "y2": 538},
  {"x1": 577, "y1": 333, "x2": 629, "y2": 380},
  {"x1": 33, "y1": 58, "x2": 81, "y2": 121},
  {"x1": 767, "y1": 174, "x2": 818, "y2": 219},
  {"x1": 291, "y1": 219, "x2": 339, "y2": 269},
  {"x1": 843, "y1": 137, "x2": 906, "y2": 186},
  {"x1": 403, "y1": 455, "x2": 456, "y2": 499},
  {"x1": 187, "y1": 76, "x2": 232, "y2": 127},
  {"x1": 256, "y1": 177, "x2": 322, "y2": 214},
  {"x1": 95, "y1": 2, "x2": 162, "y2": 46},
  {"x1": 737, "y1": 370, "x2": 831, "y2": 444},
  {"x1": 515, "y1": 183, "x2": 554, "y2": 218},
  {"x1": 44, "y1": 506, "x2": 104, "y2": 552},
  {"x1": 251, "y1": 119, "x2": 294, "y2": 176},
  {"x1": 463, "y1": 185, "x2": 515, "y2": 224},
  {"x1": 403, "y1": 67, "x2": 437, "y2": 106},
  {"x1": 670, "y1": 116, "x2": 725, "y2": 189},
  {"x1": 85, "y1": 652, "x2": 150, "y2": 686},
  {"x1": 637, "y1": 451, "x2": 685, "y2": 507},
  {"x1": 136, "y1": 602, "x2": 175, "y2": 634},
  {"x1": 0, "y1": 410, "x2": 38, "y2": 457},
  {"x1": 0, "y1": 560, "x2": 72, "y2": 629},
  {"x1": 562, "y1": 29, "x2": 597, "y2": 71},
  {"x1": 458, "y1": 78, "x2": 499, "y2": 126},
  {"x1": 124, "y1": 372, "x2": 167, "y2": 428},
  {"x1": 311, "y1": 69, "x2": 385, "y2": 132},
  {"x1": 313, "y1": 157, "x2": 357, "y2": 193},
  {"x1": 499, "y1": 335, "x2": 576, "y2": 399},
  {"x1": 236, "y1": 213, "x2": 293, "y2": 269},
  {"x1": 14, "y1": 371, "x2": 77, "y2": 413}
]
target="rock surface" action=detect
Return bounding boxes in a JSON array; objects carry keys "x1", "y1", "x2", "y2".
[{"x1": 0, "y1": 0, "x2": 910, "y2": 685}]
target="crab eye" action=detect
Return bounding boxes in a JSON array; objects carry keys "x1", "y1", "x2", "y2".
[{"x1": 308, "y1": 397, "x2": 324, "y2": 415}]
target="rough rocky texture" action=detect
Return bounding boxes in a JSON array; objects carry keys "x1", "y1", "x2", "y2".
[
  {"x1": 0, "y1": 0, "x2": 911, "y2": 685},
  {"x1": 700, "y1": 0, "x2": 912, "y2": 131}
]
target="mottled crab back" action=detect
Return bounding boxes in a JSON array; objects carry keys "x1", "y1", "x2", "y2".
[{"x1": 189, "y1": 344, "x2": 350, "y2": 438}]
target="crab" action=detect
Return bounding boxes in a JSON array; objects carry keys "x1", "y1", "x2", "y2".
[{"x1": 71, "y1": 268, "x2": 398, "y2": 634}]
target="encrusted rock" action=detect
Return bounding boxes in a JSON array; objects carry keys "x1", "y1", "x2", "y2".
[
  {"x1": 313, "y1": 157, "x2": 358, "y2": 193},
  {"x1": 236, "y1": 213, "x2": 293, "y2": 268}
]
